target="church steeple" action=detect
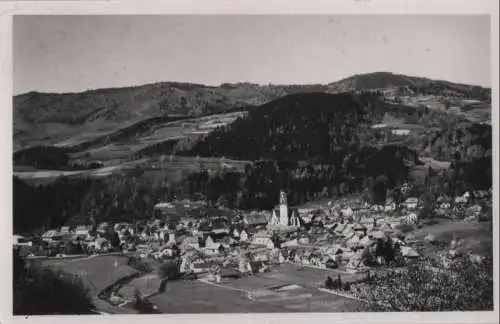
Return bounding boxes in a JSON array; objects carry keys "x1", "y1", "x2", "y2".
[
  {"x1": 279, "y1": 190, "x2": 287, "y2": 206},
  {"x1": 279, "y1": 190, "x2": 288, "y2": 226}
]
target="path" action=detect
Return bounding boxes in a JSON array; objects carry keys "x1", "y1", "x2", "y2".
[{"x1": 197, "y1": 278, "x2": 254, "y2": 299}]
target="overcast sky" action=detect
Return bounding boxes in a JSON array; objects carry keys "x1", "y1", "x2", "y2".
[{"x1": 13, "y1": 15, "x2": 491, "y2": 95}]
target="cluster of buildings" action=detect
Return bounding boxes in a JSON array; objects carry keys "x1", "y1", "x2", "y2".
[{"x1": 14, "y1": 186, "x2": 491, "y2": 282}]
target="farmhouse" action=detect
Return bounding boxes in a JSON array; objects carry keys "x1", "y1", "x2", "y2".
[
  {"x1": 405, "y1": 197, "x2": 419, "y2": 210},
  {"x1": 74, "y1": 225, "x2": 92, "y2": 239},
  {"x1": 391, "y1": 129, "x2": 411, "y2": 136},
  {"x1": 251, "y1": 231, "x2": 275, "y2": 249}
]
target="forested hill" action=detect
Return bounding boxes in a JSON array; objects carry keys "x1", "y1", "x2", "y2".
[
  {"x1": 181, "y1": 91, "x2": 388, "y2": 161},
  {"x1": 14, "y1": 72, "x2": 491, "y2": 151}
]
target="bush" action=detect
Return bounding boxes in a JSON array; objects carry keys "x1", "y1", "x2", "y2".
[
  {"x1": 358, "y1": 256, "x2": 493, "y2": 311},
  {"x1": 397, "y1": 223, "x2": 414, "y2": 233},
  {"x1": 127, "y1": 257, "x2": 152, "y2": 272},
  {"x1": 159, "y1": 260, "x2": 180, "y2": 280},
  {"x1": 14, "y1": 265, "x2": 95, "y2": 315}
]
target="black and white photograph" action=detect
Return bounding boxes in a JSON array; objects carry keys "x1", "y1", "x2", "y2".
[{"x1": 2, "y1": 0, "x2": 499, "y2": 322}]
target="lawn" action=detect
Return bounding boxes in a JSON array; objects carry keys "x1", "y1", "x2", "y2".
[
  {"x1": 149, "y1": 263, "x2": 365, "y2": 313},
  {"x1": 40, "y1": 255, "x2": 138, "y2": 296}
]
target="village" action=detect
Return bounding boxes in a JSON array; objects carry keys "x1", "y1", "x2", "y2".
[{"x1": 13, "y1": 181, "x2": 492, "y2": 312}]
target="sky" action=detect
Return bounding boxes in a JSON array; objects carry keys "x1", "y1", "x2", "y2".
[{"x1": 13, "y1": 15, "x2": 491, "y2": 95}]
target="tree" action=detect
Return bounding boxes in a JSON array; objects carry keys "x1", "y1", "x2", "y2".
[
  {"x1": 14, "y1": 260, "x2": 95, "y2": 315},
  {"x1": 271, "y1": 233, "x2": 282, "y2": 249},
  {"x1": 359, "y1": 256, "x2": 493, "y2": 311},
  {"x1": 419, "y1": 192, "x2": 435, "y2": 219},
  {"x1": 370, "y1": 175, "x2": 389, "y2": 205},
  {"x1": 110, "y1": 231, "x2": 121, "y2": 250},
  {"x1": 159, "y1": 260, "x2": 180, "y2": 280}
]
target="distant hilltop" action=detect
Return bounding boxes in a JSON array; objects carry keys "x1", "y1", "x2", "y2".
[{"x1": 13, "y1": 71, "x2": 491, "y2": 151}]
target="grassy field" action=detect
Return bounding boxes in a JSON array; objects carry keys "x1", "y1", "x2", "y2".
[
  {"x1": 34, "y1": 255, "x2": 140, "y2": 314},
  {"x1": 39, "y1": 255, "x2": 137, "y2": 295},
  {"x1": 149, "y1": 263, "x2": 365, "y2": 313},
  {"x1": 14, "y1": 155, "x2": 252, "y2": 187}
]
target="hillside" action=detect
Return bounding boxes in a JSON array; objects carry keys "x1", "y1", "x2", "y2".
[
  {"x1": 181, "y1": 91, "x2": 385, "y2": 160},
  {"x1": 12, "y1": 86, "x2": 493, "y2": 233},
  {"x1": 327, "y1": 72, "x2": 491, "y2": 101},
  {"x1": 13, "y1": 72, "x2": 491, "y2": 152}
]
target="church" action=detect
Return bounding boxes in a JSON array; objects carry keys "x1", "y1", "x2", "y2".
[{"x1": 268, "y1": 190, "x2": 301, "y2": 229}]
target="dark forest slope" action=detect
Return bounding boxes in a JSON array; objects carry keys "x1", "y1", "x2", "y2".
[{"x1": 181, "y1": 91, "x2": 387, "y2": 160}]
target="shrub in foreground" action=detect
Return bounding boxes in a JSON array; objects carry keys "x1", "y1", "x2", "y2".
[
  {"x1": 14, "y1": 261, "x2": 95, "y2": 315},
  {"x1": 358, "y1": 256, "x2": 493, "y2": 311}
]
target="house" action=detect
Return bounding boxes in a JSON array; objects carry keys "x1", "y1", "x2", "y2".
[
  {"x1": 268, "y1": 191, "x2": 301, "y2": 228},
  {"x1": 239, "y1": 230, "x2": 249, "y2": 242},
  {"x1": 42, "y1": 230, "x2": 62, "y2": 243},
  {"x1": 243, "y1": 213, "x2": 268, "y2": 227},
  {"x1": 379, "y1": 223, "x2": 393, "y2": 232},
  {"x1": 13, "y1": 235, "x2": 32, "y2": 247},
  {"x1": 181, "y1": 236, "x2": 199, "y2": 250},
  {"x1": 97, "y1": 222, "x2": 110, "y2": 233},
  {"x1": 439, "y1": 202, "x2": 451, "y2": 210},
  {"x1": 74, "y1": 225, "x2": 92, "y2": 238},
  {"x1": 358, "y1": 235, "x2": 376, "y2": 248},
  {"x1": 297, "y1": 233, "x2": 311, "y2": 245},
  {"x1": 251, "y1": 231, "x2": 275, "y2": 249},
  {"x1": 205, "y1": 235, "x2": 217, "y2": 248},
  {"x1": 60, "y1": 226, "x2": 71, "y2": 235},
  {"x1": 94, "y1": 237, "x2": 110, "y2": 251},
  {"x1": 334, "y1": 223, "x2": 347, "y2": 235},
  {"x1": 346, "y1": 235, "x2": 360, "y2": 249},
  {"x1": 403, "y1": 213, "x2": 418, "y2": 225},
  {"x1": 392, "y1": 129, "x2": 411, "y2": 136},
  {"x1": 341, "y1": 207, "x2": 354, "y2": 218},
  {"x1": 353, "y1": 223, "x2": 367, "y2": 237},
  {"x1": 467, "y1": 204, "x2": 482, "y2": 216},
  {"x1": 401, "y1": 246, "x2": 419, "y2": 259},
  {"x1": 384, "y1": 199, "x2": 397, "y2": 212},
  {"x1": 405, "y1": 197, "x2": 419, "y2": 210},
  {"x1": 282, "y1": 238, "x2": 299, "y2": 248}
]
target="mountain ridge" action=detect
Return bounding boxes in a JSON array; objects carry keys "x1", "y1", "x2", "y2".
[
  {"x1": 13, "y1": 72, "x2": 491, "y2": 151},
  {"x1": 15, "y1": 72, "x2": 490, "y2": 97}
]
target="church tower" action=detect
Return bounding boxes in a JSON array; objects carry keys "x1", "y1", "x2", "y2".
[{"x1": 279, "y1": 190, "x2": 288, "y2": 226}]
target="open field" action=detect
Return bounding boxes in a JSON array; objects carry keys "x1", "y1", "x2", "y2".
[
  {"x1": 59, "y1": 111, "x2": 246, "y2": 159},
  {"x1": 33, "y1": 255, "x2": 140, "y2": 314},
  {"x1": 149, "y1": 263, "x2": 364, "y2": 313},
  {"x1": 38, "y1": 255, "x2": 137, "y2": 295},
  {"x1": 14, "y1": 155, "x2": 252, "y2": 186},
  {"x1": 410, "y1": 156, "x2": 451, "y2": 184}
]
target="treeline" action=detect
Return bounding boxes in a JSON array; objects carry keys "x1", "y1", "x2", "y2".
[
  {"x1": 419, "y1": 123, "x2": 491, "y2": 162},
  {"x1": 13, "y1": 172, "x2": 171, "y2": 234},
  {"x1": 175, "y1": 144, "x2": 417, "y2": 210},
  {"x1": 13, "y1": 146, "x2": 103, "y2": 170},
  {"x1": 419, "y1": 123, "x2": 492, "y2": 191},
  {"x1": 13, "y1": 176, "x2": 97, "y2": 234},
  {"x1": 408, "y1": 83, "x2": 491, "y2": 102}
]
